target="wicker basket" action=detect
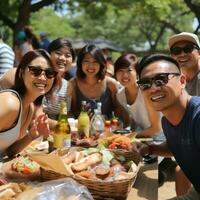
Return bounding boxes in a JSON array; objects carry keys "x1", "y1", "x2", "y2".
[
  {"x1": 40, "y1": 149, "x2": 141, "y2": 199},
  {"x1": 40, "y1": 168, "x2": 67, "y2": 181},
  {"x1": 74, "y1": 174, "x2": 138, "y2": 200},
  {"x1": 111, "y1": 148, "x2": 141, "y2": 161},
  {"x1": 74, "y1": 156, "x2": 140, "y2": 200}
]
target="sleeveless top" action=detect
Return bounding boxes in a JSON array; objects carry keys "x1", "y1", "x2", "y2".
[
  {"x1": 117, "y1": 87, "x2": 165, "y2": 141},
  {"x1": 75, "y1": 80, "x2": 114, "y2": 119},
  {"x1": 0, "y1": 90, "x2": 22, "y2": 153},
  {"x1": 117, "y1": 87, "x2": 151, "y2": 130},
  {"x1": 43, "y1": 78, "x2": 71, "y2": 120}
]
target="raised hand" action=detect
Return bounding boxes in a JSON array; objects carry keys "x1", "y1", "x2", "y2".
[{"x1": 29, "y1": 114, "x2": 50, "y2": 139}]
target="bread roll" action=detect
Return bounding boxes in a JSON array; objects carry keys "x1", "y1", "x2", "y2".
[
  {"x1": 61, "y1": 151, "x2": 76, "y2": 165},
  {"x1": 0, "y1": 188, "x2": 16, "y2": 199},
  {"x1": 71, "y1": 153, "x2": 102, "y2": 172}
]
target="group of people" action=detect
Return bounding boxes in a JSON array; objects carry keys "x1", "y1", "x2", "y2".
[{"x1": 0, "y1": 30, "x2": 200, "y2": 200}]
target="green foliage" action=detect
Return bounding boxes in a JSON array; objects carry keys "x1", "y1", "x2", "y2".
[
  {"x1": 30, "y1": 8, "x2": 76, "y2": 40},
  {"x1": 0, "y1": 0, "x2": 199, "y2": 52}
]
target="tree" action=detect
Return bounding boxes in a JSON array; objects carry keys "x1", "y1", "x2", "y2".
[
  {"x1": 30, "y1": 8, "x2": 76, "y2": 40},
  {"x1": 61, "y1": 0, "x2": 195, "y2": 52},
  {"x1": 0, "y1": 0, "x2": 59, "y2": 45},
  {"x1": 0, "y1": 0, "x2": 199, "y2": 52},
  {"x1": 183, "y1": 0, "x2": 200, "y2": 33}
]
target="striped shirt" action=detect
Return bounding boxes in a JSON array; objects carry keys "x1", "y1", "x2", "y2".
[
  {"x1": 0, "y1": 42, "x2": 15, "y2": 77},
  {"x1": 43, "y1": 78, "x2": 71, "y2": 120}
]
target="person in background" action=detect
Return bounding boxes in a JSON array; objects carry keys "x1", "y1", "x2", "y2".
[
  {"x1": 0, "y1": 49, "x2": 59, "y2": 158},
  {"x1": 39, "y1": 32, "x2": 50, "y2": 51},
  {"x1": 68, "y1": 44, "x2": 129, "y2": 125},
  {"x1": 42, "y1": 38, "x2": 75, "y2": 130},
  {"x1": 136, "y1": 53, "x2": 200, "y2": 200},
  {"x1": 106, "y1": 57, "x2": 115, "y2": 78},
  {"x1": 114, "y1": 53, "x2": 162, "y2": 138},
  {"x1": 14, "y1": 31, "x2": 33, "y2": 67},
  {"x1": 0, "y1": 30, "x2": 15, "y2": 77},
  {"x1": 14, "y1": 26, "x2": 39, "y2": 67},
  {"x1": 24, "y1": 26, "x2": 40, "y2": 50},
  {"x1": 168, "y1": 32, "x2": 200, "y2": 196}
]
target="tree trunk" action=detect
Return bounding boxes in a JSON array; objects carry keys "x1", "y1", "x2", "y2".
[{"x1": 13, "y1": 0, "x2": 31, "y2": 47}]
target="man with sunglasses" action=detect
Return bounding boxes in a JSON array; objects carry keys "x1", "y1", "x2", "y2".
[
  {"x1": 169, "y1": 32, "x2": 200, "y2": 96},
  {"x1": 136, "y1": 54, "x2": 200, "y2": 200},
  {"x1": 169, "y1": 32, "x2": 200, "y2": 196}
]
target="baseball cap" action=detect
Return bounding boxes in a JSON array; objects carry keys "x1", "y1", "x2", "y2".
[
  {"x1": 168, "y1": 32, "x2": 200, "y2": 48},
  {"x1": 40, "y1": 32, "x2": 47, "y2": 37},
  {"x1": 17, "y1": 31, "x2": 26, "y2": 39}
]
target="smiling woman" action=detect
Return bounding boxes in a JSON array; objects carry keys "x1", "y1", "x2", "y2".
[
  {"x1": 67, "y1": 44, "x2": 128, "y2": 125},
  {"x1": 114, "y1": 53, "x2": 162, "y2": 138},
  {"x1": 41, "y1": 38, "x2": 76, "y2": 130},
  {"x1": 0, "y1": 49, "x2": 59, "y2": 159}
]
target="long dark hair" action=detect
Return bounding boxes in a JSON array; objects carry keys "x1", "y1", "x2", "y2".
[
  {"x1": 76, "y1": 44, "x2": 106, "y2": 80},
  {"x1": 12, "y1": 49, "x2": 60, "y2": 102}
]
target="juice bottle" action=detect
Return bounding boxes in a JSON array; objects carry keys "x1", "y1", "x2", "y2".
[{"x1": 78, "y1": 101, "x2": 90, "y2": 138}]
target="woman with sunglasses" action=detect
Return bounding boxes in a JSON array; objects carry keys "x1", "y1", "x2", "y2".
[
  {"x1": 0, "y1": 49, "x2": 59, "y2": 158},
  {"x1": 115, "y1": 53, "x2": 162, "y2": 138},
  {"x1": 68, "y1": 44, "x2": 129, "y2": 124},
  {"x1": 0, "y1": 38, "x2": 75, "y2": 130}
]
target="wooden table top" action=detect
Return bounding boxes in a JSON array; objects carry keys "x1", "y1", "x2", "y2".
[{"x1": 127, "y1": 161, "x2": 158, "y2": 200}]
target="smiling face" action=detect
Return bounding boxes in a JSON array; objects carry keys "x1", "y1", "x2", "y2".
[
  {"x1": 140, "y1": 60, "x2": 185, "y2": 112},
  {"x1": 23, "y1": 56, "x2": 55, "y2": 97},
  {"x1": 82, "y1": 53, "x2": 100, "y2": 78},
  {"x1": 170, "y1": 41, "x2": 200, "y2": 78},
  {"x1": 50, "y1": 47, "x2": 73, "y2": 76},
  {"x1": 116, "y1": 66, "x2": 137, "y2": 87}
]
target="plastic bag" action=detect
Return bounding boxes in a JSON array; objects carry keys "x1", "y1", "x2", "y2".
[{"x1": 17, "y1": 178, "x2": 93, "y2": 200}]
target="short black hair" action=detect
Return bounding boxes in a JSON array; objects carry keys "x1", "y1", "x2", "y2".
[
  {"x1": 137, "y1": 53, "x2": 180, "y2": 78},
  {"x1": 114, "y1": 53, "x2": 138, "y2": 75},
  {"x1": 48, "y1": 38, "x2": 76, "y2": 62}
]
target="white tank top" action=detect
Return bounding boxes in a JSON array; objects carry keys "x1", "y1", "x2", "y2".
[
  {"x1": 0, "y1": 90, "x2": 22, "y2": 153},
  {"x1": 117, "y1": 87, "x2": 151, "y2": 129}
]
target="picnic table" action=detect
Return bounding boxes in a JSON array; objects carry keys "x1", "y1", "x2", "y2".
[{"x1": 127, "y1": 161, "x2": 158, "y2": 200}]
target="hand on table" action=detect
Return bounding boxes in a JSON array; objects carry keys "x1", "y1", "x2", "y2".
[{"x1": 132, "y1": 142, "x2": 151, "y2": 156}]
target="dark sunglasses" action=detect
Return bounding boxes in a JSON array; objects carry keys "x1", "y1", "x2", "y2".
[
  {"x1": 170, "y1": 44, "x2": 199, "y2": 55},
  {"x1": 137, "y1": 73, "x2": 180, "y2": 91},
  {"x1": 28, "y1": 66, "x2": 58, "y2": 79}
]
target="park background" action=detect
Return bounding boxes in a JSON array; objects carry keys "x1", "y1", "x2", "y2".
[{"x1": 0, "y1": 0, "x2": 199, "y2": 58}]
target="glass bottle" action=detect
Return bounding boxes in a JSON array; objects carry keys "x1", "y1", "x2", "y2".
[
  {"x1": 78, "y1": 101, "x2": 90, "y2": 138},
  {"x1": 90, "y1": 109, "x2": 105, "y2": 135},
  {"x1": 105, "y1": 120, "x2": 112, "y2": 132},
  {"x1": 53, "y1": 101, "x2": 71, "y2": 149}
]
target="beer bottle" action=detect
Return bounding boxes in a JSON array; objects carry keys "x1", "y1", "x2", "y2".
[
  {"x1": 53, "y1": 101, "x2": 71, "y2": 149},
  {"x1": 78, "y1": 101, "x2": 90, "y2": 138}
]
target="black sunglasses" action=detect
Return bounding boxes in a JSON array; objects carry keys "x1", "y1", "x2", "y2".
[
  {"x1": 170, "y1": 44, "x2": 199, "y2": 55},
  {"x1": 28, "y1": 66, "x2": 58, "y2": 79},
  {"x1": 137, "y1": 73, "x2": 180, "y2": 91}
]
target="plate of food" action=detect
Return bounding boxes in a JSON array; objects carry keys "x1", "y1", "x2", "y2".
[
  {"x1": 2, "y1": 156, "x2": 40, "y2": 181},
  {"x1": 22, "y1": 140, "x2": 49, "y2": 154}
]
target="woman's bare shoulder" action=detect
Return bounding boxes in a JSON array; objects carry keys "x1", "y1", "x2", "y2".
[
  {"x1": 106, "y1": 76, "x2": 119, "y2": 91},
  {"x1": 0, "y1": 92, "x2": 21, "y2": 131},
  {"x1": 67, "y1": 78, "x2": 77, "y2": 95}
]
